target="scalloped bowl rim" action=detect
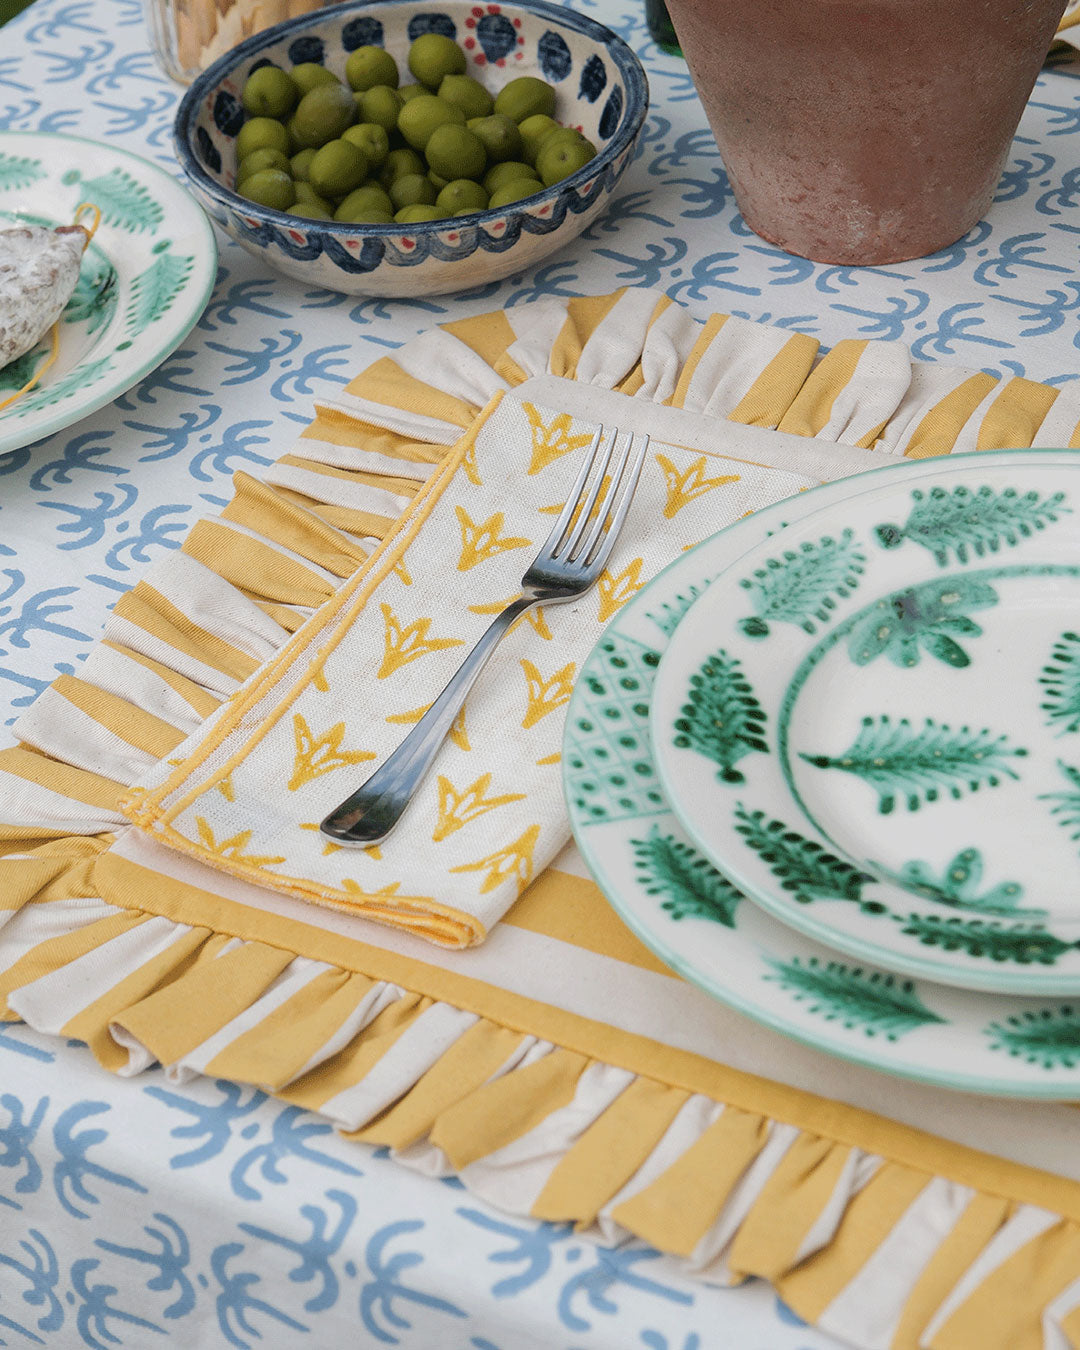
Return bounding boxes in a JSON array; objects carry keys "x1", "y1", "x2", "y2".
[{"x1": 174, "y1": 0, "x2": 649, "y2": 240}]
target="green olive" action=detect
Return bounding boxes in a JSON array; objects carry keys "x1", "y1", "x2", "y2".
[
  {"x1": 494, "y1": 77, "x2": 556, "y2": 125},
  {"x1": 291, "y1": 62, "x2": 339, "y2": 96},
  {"x1": 241, "y1": 65, "x2": 298, "y2": 120},
  {"x1": 468, "y1": 113, "x2": 522, "y2": 164},
  {"x1": 482, "y1": 159, "x2": 540, "y2": 194},
  {"x1": 424, "y1": 123, "x2": 486, "y2": 182},
  {"x1": 427, "y1": 170, "x2": 449, "y2": 192},
  {"x1": 389, "y1": 172, "x2": 437, "y2": 210},
  {"x1": 397, "y1": 83, "x2": 425, "y2": 104},
  {"x1": 240, "y1": 167, "x2": 296, "y2": 211},
  {"x1": 395, "y1": 204, "x2": 442, "y2": 223},
  {"x1": 335, "y1": 183, "x2": 395, "y2": 221},
  {"x1": 379, "y1": 146, "x2": 426, "y2": 186},
  {"x1": 518, "y1": 113, "x2": 561, "y2": 165},
  {"x1": 309, "y1": 138, "x2": 369, "y2": 197},
  {"x1": 291, "y1": 200, "x2": 335, "y2": 220},
  {"x1": 536, "y1": 132, "x2": 596, "y2": 185},
  {"x1": 407, "y1": 33, "x2": 466, "y2": 89},
  {"x1": 236, "y1": 146, "x2": 291, "y2": 182},
  {"x1": 359, "y1": 84, "x2": 403, "y2": 133},
  {"x1": 291, "y1": 82, "x2": 358, "y2": 149},
  {"x1": 435, "y1": 178, "x2": 488, "y2": 214},
  {"x1": 235, "y1": 116, "x2": 290, "y2": 161},
  {"x1": 290, "y1": 147, "x2": 317, "y2": 181},
  {"x1": 487, "y1": 178, "x2": 542, "y2": 208},
  {"x1": 342, "y1": 122, "x2": 390, "y2": 171},
  {"x1": 437, "y1": 74, "x2": 492, "y2": 120},
  {"x1": 397, "y1": 93, "x2": 465, "y2": 151},
  {"x1": 294, "y1": 181, "x2": 333, "y2": 210},
  {"x1": 345, "y1": 45, "x2": 399, "y2": 92}
]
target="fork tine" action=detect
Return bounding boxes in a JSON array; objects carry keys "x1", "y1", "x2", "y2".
[
  {"x1": 582, "y1": 432, "x2": 650, "y2": 573},
  {"x1": 556, "y1": 425, "x2": 621, "y2": 559},
  {"x1": 569, "y1": 428, "x2": 634, "y2": 564},
  {"x1": 539, "y1": 424, "x2": 607, "y2": 557}
]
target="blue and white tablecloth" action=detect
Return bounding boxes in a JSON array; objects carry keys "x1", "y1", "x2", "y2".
[{"x1": 4, "y1": 0, "x2": 1080, "y2": 1344}]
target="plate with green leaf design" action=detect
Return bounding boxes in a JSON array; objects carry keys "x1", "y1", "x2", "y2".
[
  {"x1": 0, "y1": 132, "x2": 217, "y2": 455},
  {"x1": 565, "y1": 451, "x2": 1080, "y2": 1095},
  {"x1": 651, "y1": 449, "x2": 1080, "y2": 996}
]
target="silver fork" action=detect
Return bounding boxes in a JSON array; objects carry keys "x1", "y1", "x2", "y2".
[{"x1": 320, "y1": 424, "x2": 651, "y2": 847}]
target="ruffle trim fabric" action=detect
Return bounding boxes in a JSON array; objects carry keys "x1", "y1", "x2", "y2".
[{"x1": 5, "y1": 288, "x2": 1080, "y2": 1348}]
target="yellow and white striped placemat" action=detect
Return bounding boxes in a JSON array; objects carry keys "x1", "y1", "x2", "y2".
[{"x1": 5, "y1": 288, "x2": 1080, "y2": 1350}]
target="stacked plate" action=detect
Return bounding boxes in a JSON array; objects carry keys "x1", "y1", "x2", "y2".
[{"x1": 564, "y1": 447, "x2": 1080, "y2": 1097}]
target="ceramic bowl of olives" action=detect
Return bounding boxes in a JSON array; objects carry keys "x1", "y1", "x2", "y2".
[{"x1": 174, "y1": 0, "x2": 648, "y2": 296}]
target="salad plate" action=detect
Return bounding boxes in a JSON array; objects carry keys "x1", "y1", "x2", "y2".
[
  {"x1": 651, "y1": 449, "x2": 1080, "y2": 995},
  {"x1": 0, "y1": 132, "x2": 217, "y2": 455},
  {"x1": 564, "y1": 452, "x2": 1080, "y2": 1094}
]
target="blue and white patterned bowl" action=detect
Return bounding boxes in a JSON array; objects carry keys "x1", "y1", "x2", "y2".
[{"x1": 174, "y1": 0, "x2": 648, "y2": 297}]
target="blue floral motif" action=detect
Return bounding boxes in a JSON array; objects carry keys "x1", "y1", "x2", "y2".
[{"x1": 52, "y1": 1103, "x2": 147, "y2": 1220}]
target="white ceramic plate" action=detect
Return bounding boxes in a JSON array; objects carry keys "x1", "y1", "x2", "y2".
[
  {"x1": 565, "y1": 452, "x2": 1080, "y2": 1095},
  {"x1": 0, "y1": 132, "x2": 217, "y2": 455},
  {"x1": 651, "y1": 449, "x2": 1080, "y2": 994}
]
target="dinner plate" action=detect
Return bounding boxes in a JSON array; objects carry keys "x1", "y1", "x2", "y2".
[
  {"x1": 0, "y1": 132, "x2": 217, "y2": 455},
  {"x1": 564, "y1": 453, "x2": 1080, "y2": 1095},
  {"x1": 651, "y1": 449, "x2": 1080, "y2": 995}
]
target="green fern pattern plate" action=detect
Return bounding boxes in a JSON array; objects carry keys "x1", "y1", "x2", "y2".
[
  {"x1": 652, "y1": 450, "x2": 1080, "y2": 996},
  {"x1": 564, "y1": 454, "x2": 1080, "y2": 1096},
  {"x1": 0, "y1": 133, "x2": 216, "y2": 455}
]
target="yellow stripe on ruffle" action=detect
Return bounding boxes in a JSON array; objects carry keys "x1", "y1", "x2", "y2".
[
  {"x1": 100, "y1": 641, "x2": 223, "y2": 719},
  {"x1": 729, "y1": 332, "x2": 820, "y2": 428},
  {"x1": 902, "y1": 373, "x2": 999, "y2": 459},
  {"x1": 0, "y1": 745, "x2": 126, "y2": 811},
  {"x1": 532, "y1": 1076, "x2": 689, "y2": 1224},
  {"x1": 777, "y1": 1162, "x2": 931, "y2": 1320},
  {"x1": 890, "y1": 1192, "x2": 1013, "y2": 1350},
  {"x1": 347, "y1": 356, "x2": 480, "y2": 427},
  {"x1": 268, "y1": 483, "x2": 396, "y2": 542},
  {"x1": 549, "y1": 290, "x2": 629, "y2": 379},
  {"x1": 111, "y1": 938, "x2": 294, "y2": 1064},
  {"x1": 0, "y1": 837, "x2": 110, "y2": 910},
  {"x1": 0, "y1": 910, "x2": 150, "y2": 1016},
  {"x1": 61, "y1": 926, "x2": 211, "y2": 1071},
  {"x1": 612, "y1": 1105, "x2": 770, "y2": 1256},
  {"x1": 301, "y1": 408, "x2": 447, "y2": 466},
  {"x1": 930, "y1": 1220, "x2": 1080, "y2": 1350},
  {"x1": 184, "y1": 520, "x2": 335, "y2": 610},
  {"x1": 223, "y1": 472, "x2": 368, "y2": 576},
  {"x1": 729, "y1": 1133, "x2": 856, "y2": 1281},
  {"x1": 439, "y1": 309, "x2": 519, "y2": 368},
  {"x1": 353, "y1": 1019, "x2": 525, "y2": 1150},
  {"x1": 431, "y1": 1047, "x2": 588, "y2": 1170},
  {"x1": 777, "y1": 339, "x2": 868, "y2": 436},
  {"x1": 277, "y1": 991, "x2": 428, "y2": 1109},
  {"x1": 976, "y1": 376, "x2": 1060, "y2": 451},
  {"x1": 114, "y1": 585, "x2": 260, "y2": 682},
  {"x1": 51, "y1": 675, "x2": 186, "y2": 759},
  {"x1": 669, "y1": 313, "x2": 729, "y2": 409}
]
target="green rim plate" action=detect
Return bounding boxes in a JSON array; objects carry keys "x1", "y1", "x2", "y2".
[
  {"x1": 0, "y1": 132, "x2": 217, "y2": 455},
  {"x1": 651, "y1": 449, "x2": 1080, "y2": 995},
  {"x1": 565, "y1": 449, "x2": 1080, "y2": 1095}
]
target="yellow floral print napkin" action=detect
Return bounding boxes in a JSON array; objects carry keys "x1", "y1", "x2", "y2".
[{"x1": 124, "y1": 391, "x2": 820, "y2": 946}]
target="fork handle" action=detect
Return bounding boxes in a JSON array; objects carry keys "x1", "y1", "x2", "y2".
[{"x1": 320, "y1": 596, "x2": 535, "y2": 846}]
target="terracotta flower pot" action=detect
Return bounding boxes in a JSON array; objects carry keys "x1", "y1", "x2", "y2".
[{"x1": 665, "y1": 0, "x2": 1068, "y2": 264}]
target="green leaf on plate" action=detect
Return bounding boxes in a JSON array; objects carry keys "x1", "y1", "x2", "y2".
[
  {"x1": 125, "y1": 253, "x2": 195, "y2": 333},
  {"x1": 1039, "y1": 759, "x2": 1080, "y2": 845},
  {"x1": 646, "y1": 583, "x2": 707, "y2": 639},
  {"x1": 874, "y1": 483, "x2": 1069, "y2": 566},
  {"x1": 0, "y1": 152, "x2": 45, "y2": 192},
  {"x1": 986, "y1": 1006, "x2": 1080, "y2": 1069},
  {"x1": 765, "y1": 956, "x2": 945, "y2": 1040},
  {"x1": 631, "y1": 825, "x2": 742, "y2": 926},
  {"x1": 1039, "y1": 632, "x2": 1080, "y2": 736},
  {"x1": 894, "y1": 912, "x2": 1077, "y2": 965},
  {"x1": 800, "y1": 714, "x2": 1027, "y2": 814},
  {"x1": 733, "y1": 803, "x2": 873, "y2": 904},
  {"x1": 893, "y1": 847, "x2": 1037, "y2": 916},
  {"x1": 847, "y1": 574, "x2": 999, "y2": 670},
  {"x1": 736, "y1": 528, "x2": 866, "y2": 639},
  {"x1": 63, "y1": 167, "x2": 164, "y2": 232},
  {"x1": 673, "y1": 648, "x2": 767, "y2": 784}
]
